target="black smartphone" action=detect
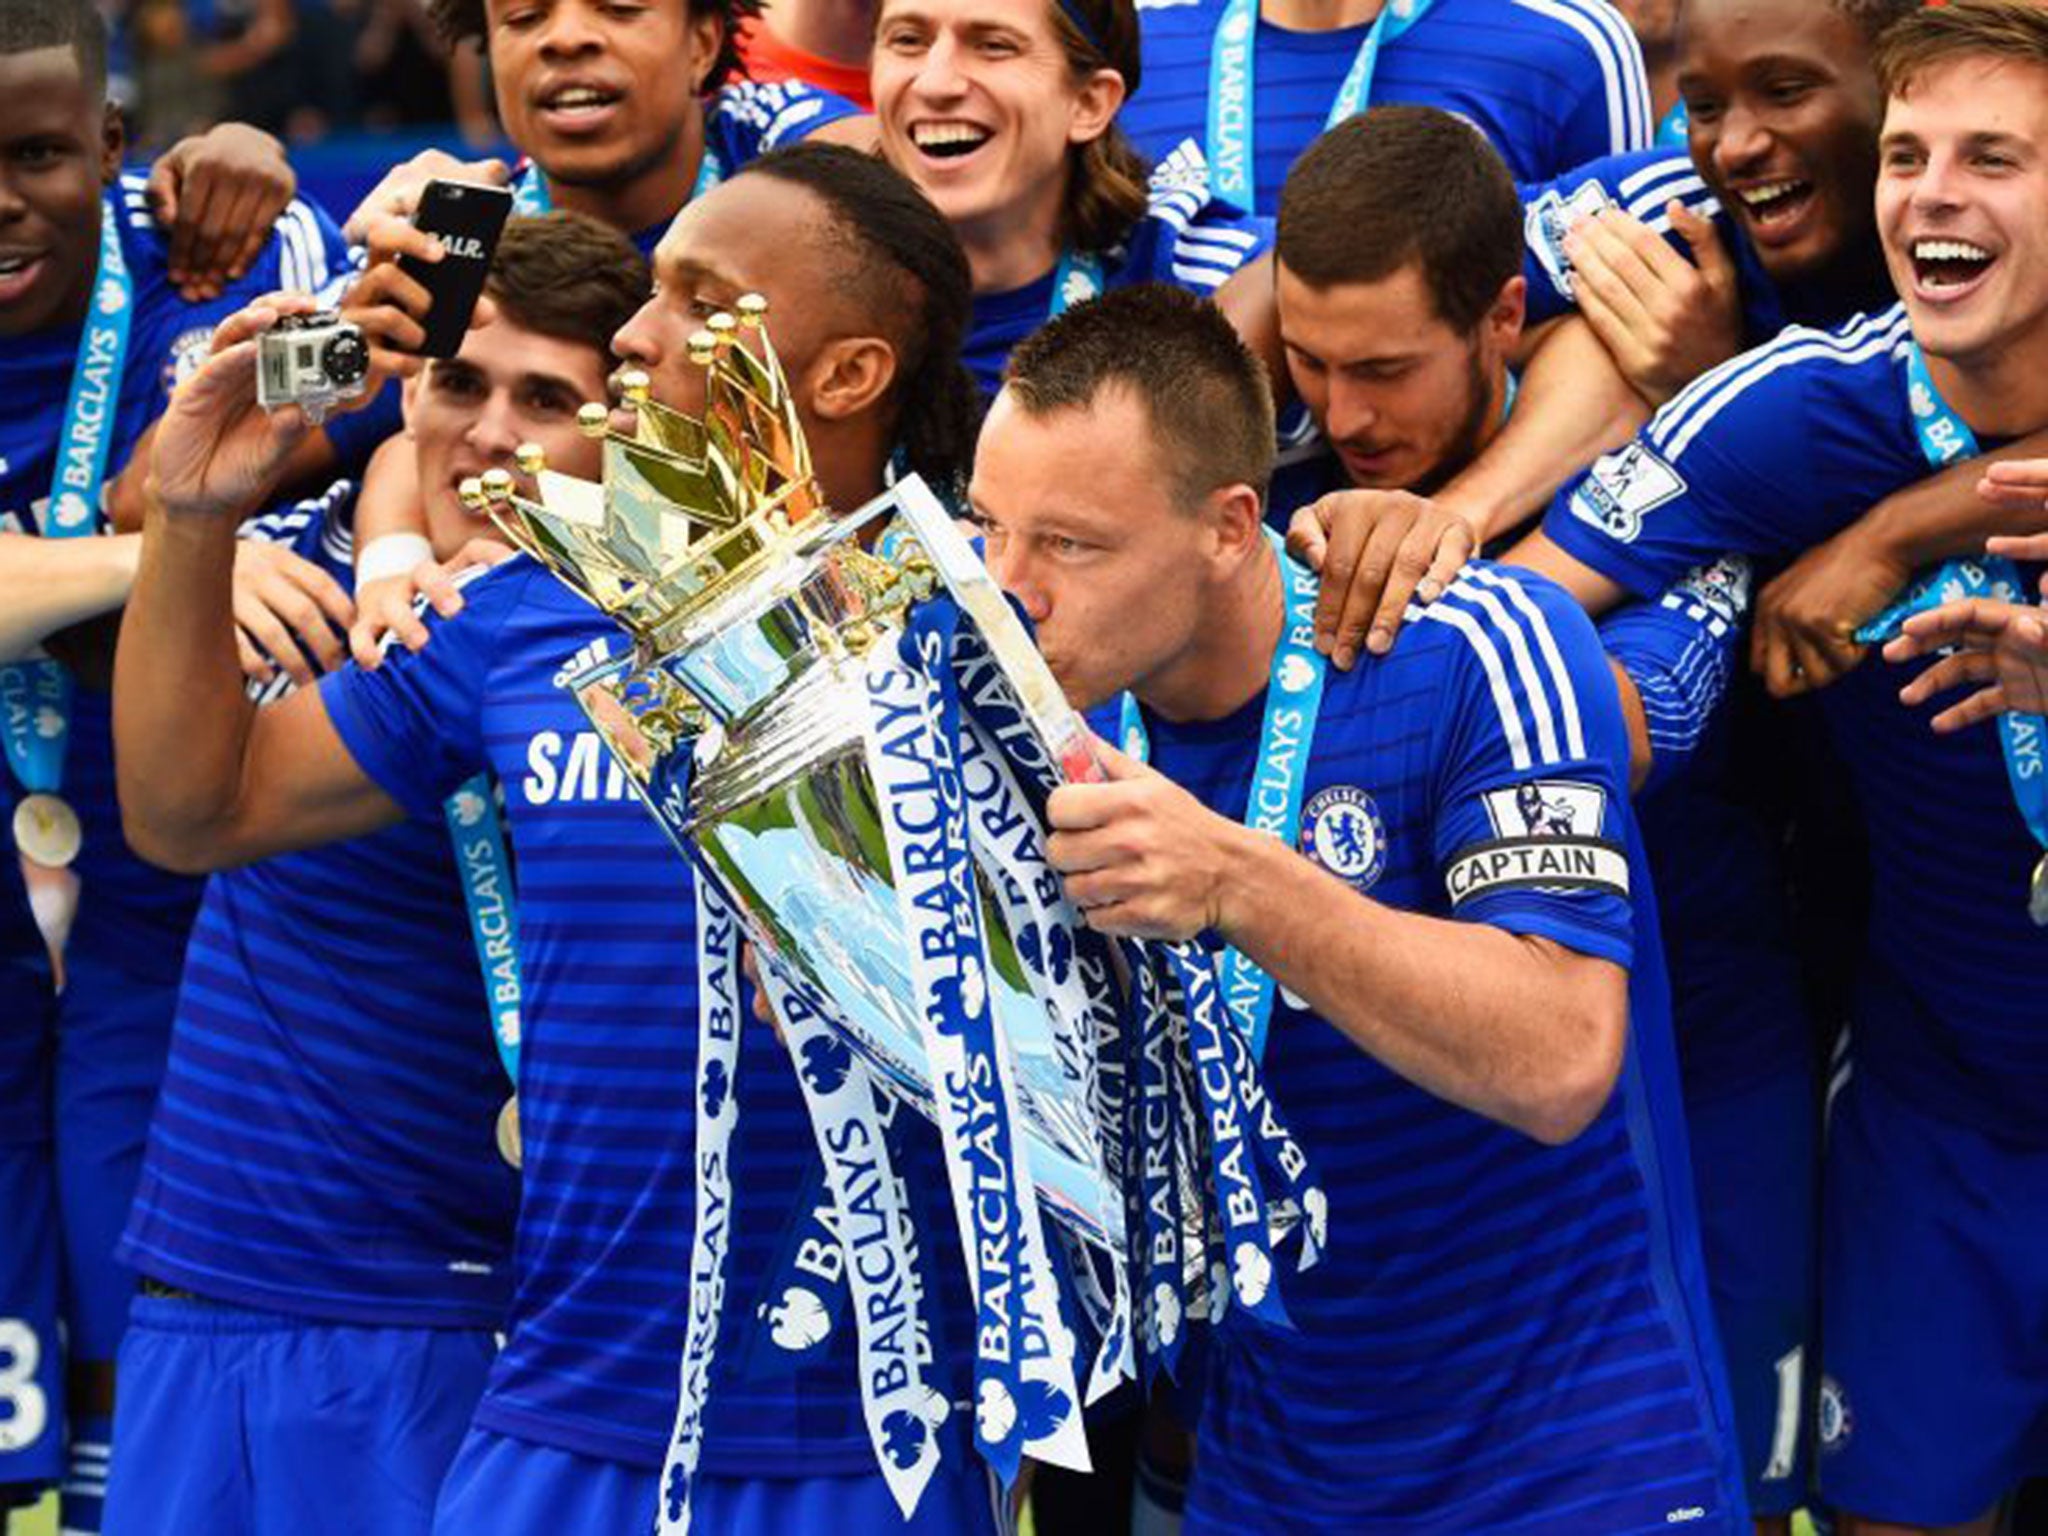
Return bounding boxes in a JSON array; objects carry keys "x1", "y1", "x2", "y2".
[{"x1": 397, "y1": 179, "x2": 514, "y2": 358}]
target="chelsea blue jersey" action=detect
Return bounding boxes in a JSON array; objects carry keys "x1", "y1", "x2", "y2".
[
  {"x1": 319, "y1": 556, "x2": 965, "y2": 1470},
  {"x1": 0, "y1": 861, "x2": 54, "y2": 1145},
  {"x1": 117, "y1": 483, "x2": 518, "y2": 1327},
  {"x1": 1124, "y1": 558, "x2": 1744, "y2": 1531},
  {"x1": 1121, "y1": 0, "x2": 1651, "y2": 217},
  {"x1": 1518, "y1": 146, "x2": 1897, "y2": 343},
  {"x1": 966, "y1": 142, "x2": 1269, "y2": 395},
  {"x1": 0, "y1": 175, "x2": 349, "y2": 983},
  {"x1": 1547, "y1": 304, "x2": 2048, "y2": 1136}
]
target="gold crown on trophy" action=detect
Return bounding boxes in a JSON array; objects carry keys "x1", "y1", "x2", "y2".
[{"x1": 460, "y1": 293, "x2": 830, "y2": 654}]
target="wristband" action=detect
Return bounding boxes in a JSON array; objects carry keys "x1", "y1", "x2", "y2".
[{"x1": 355, "y1": 532, "x2": 433, "y2": 590}]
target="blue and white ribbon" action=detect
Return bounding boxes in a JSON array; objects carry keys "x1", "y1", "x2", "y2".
[
  {"x1": 1206, "y1": 0, "x2": 1435, "y2": 210},
  {"x1": 1854, "y1": 345, "x2": 2048, "y2": 878},
  {"x1": 957, "y1": 716, "x2": 1135, "y2": 1404},
  {"x1": 656, "y1": 875, "x2": 745, "y2": 1536},
  {"x1": 2, "y1": 202, "x2": 132, "y2": 810},
  {"x1": 758, "y1": 961, "x2": 946, "y2": 1518},
  {"x1": 863, "y1": 612, "x2": 1088, "y2": 1483}
]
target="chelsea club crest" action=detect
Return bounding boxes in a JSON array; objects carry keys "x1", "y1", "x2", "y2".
[{"x1": 1300, "y1": 785, "x2": 1386, "y2": 891}]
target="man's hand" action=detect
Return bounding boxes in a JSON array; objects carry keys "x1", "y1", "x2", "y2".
[
  {"x1": 146, "y1": 123, "x2": 298, "y2": 301},
  {"x1": 1978, "y1": 459, "x2": 2048, "y2": 520},
  {"x1": 348, "y1": 537, "x2": 515, "y2": 667},
  {"x1": 339, "y1": 209, "x2": 499, "y2": 380},
  {"x1": 1286, "y1": 490, "x2": 1475, "y2": 667},
  {"x1": 345, "y1": 149, "x2": 509, "y2": 245},
  {"x1": 1562, "y1": 203, "x2": 1743, "y2": 407},
  {"x1": 231, "y1": 538, "x2": 356, "y2": 686},
  {"x1": 1749, "y1": 523, "x2": 1912, "y2": 697},
  {"x1": 1046, "y1": 738, "x2": 1249, "y2": 941},
  {"x1": 149, "y1": 297, "x2": 325, "y2": 521},
  {"x1": 1886, "y1": 597, "x2": 2048, "y2": 730}
]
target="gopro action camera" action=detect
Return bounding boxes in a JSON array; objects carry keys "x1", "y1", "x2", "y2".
[{"x1": 256, "y1": 310, "x2": 371, "y2": 422}]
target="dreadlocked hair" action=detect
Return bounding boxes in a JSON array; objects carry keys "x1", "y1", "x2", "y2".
[{"x1": 737, "y1": 144, "x2": 984, "y2": 502}]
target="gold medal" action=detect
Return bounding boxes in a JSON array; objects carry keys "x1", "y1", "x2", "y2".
[
  {"x1": 496, "y1": 1095, "x2": 523, "y2": 1169},
  {"x1": 13, "y1": 793, "x2": 81, "y2": 869},
  {"x1": 2030, "y1": 852, "x2": 2048, "y2": 928}
]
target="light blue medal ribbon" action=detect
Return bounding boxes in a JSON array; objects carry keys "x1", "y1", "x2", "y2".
[
  {"x1": 512, "y1": 142, "x2": 723, "y2": 215},
  {"x1": 1047, "y1": 249, "x2": 1105, "y2": 319},
  {"x1": 656, "y1": 873, "x2": 748, "y2": 1536},
  {"x1": 442, "y1": 776, "x2": 523, "y2": 1087},
  {"x1": 1656, "y1": 100, "x2": 1690, "y2": 147},
  {"x1": 1118, "y1": 530, "x2": 1328, "y2": 1061},
  {"x1": 1206, "y1": 0, "x2": 1435, "y2": 210},
  {"x1": 2, "y1": 200, "x2": 132, "y2": 867},
  {"x1": 1853, "y1": 343, "x2": 2048, "y2": 919}
]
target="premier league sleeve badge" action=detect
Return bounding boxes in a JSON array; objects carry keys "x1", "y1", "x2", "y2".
[{"x1": 1300, "y1": 785, "x2": 1387, "y2": 892}]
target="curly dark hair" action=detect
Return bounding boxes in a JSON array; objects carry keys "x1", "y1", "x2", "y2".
[{"x1": 425, "y1": 0, "x2": 759, "y2": 94}]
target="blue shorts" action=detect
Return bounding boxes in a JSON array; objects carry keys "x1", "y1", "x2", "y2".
[
  {"x1": 101, "y1": 1295, "x2": 496, "y2": 1536},
  {"x1": 1819, "y1": 1067, "x2": 2048, "y2": 1525},
  {"x1": 1687, "y1": 1064, "x2": 1818, "y2": 1516},
  {"x1": 433, "y1": 1424, "x2": 1008, "y2": 1536},
  {"x1": 55, "y1": 952, "x2": 179, "y2": 1364},
  {"x1": 0, "y1": 1138, "x2": 64, "y2": 1492}
]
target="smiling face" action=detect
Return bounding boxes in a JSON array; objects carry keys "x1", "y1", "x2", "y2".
[
  {"x1": 1277, "y1": 259, "x2": 1515, "y2": 495},
  {"x1": 406, "y1": 313, "x2": 611, "y2": 557},
  {"x1": 1878, "y1": 54, "x2": 2048, "y2": 371},
  {"x1": 485, "y1": 0, "x2": 720, "y2": 200},
  {"x1": 0, "y1": 45, "x2": 120, "y2": 338},
  {"x1": 1675, "y1": 0, "x2": 1884, "y2": 285},
  {"x1": 870, "y1": 0, "x2": 1121, "y2": 261}
]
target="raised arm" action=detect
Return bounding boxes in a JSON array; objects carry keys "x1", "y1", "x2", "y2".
[
  {"x1": 116, "y1": 301, "x2": 404, "y2": 872},
  {"x1": 1751, "y1": 429, "x2": 2048, "y2": 696}
]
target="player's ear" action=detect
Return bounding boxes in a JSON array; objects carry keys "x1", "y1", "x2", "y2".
[
  {"x1": 687, "y1": 8, "x2": 728, "y2": 94},
  {"x1": 400, "y1": 369, "x2": 423, "y2": 435},
  {"x1": 1484, "y1": 273, "x2": 1526, "y2": 356},
  {"x1": 1207, "y1": 481, "x2": 1264, "y2": 565},
  {"x1": 99, "y1": 101, "x2": 124, "y2": 188},
  {"x1": 803, "y1": 334, "x2": 897, "y2": 424}
]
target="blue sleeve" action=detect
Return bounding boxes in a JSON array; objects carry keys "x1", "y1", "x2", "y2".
[
  {"x1": 1520, "y1": 149, "x2": 1721, "y2": 327},
  {"x1": 317, "y1": 559, "x2": 533, "y2": 818},
  {"x1": 711, "y1": 79, "x2": 861, "y2": 163},
  {"x1": 1421, "y1": 567, "x2": 1637, "y2": 969},
  {"x1": 125, "y1": 184, "x2": 359, "y2": 416},
  {"x1": 1596, "y1": 556, "x2": 1751, "y2": 796},
  {"x1": 1542, "y1": 309, "x2": 1919, "y2": 598},
  {"x1": 1548, "y1": 0, "x2": 1653, "y2": 162},
  {"x1": 1140, "y1": 140, "x2": 1271, "y2": 293}
]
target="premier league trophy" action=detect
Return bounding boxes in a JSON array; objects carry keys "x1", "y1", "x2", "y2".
[{"x1": 466, "y1": 298, "x2": 1323, "y2": 1531}]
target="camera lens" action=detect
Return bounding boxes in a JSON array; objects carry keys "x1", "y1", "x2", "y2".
[{"x1": 322, "y1": 328, "x2": 370, "y2": 387}]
